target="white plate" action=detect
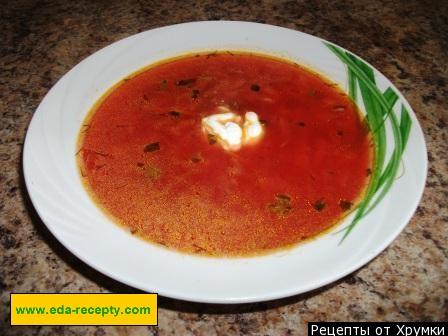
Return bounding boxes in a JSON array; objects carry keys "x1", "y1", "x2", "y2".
[{"x1": 23, "y1": 21, "x2": 427, "y2": 303}]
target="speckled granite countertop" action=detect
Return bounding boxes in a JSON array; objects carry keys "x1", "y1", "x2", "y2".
[{"x1": 1, "y1": 0, "x2": 447, "y2": 334}]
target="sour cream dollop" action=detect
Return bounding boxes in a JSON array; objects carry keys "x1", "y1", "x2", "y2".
[{"x1": 202, "y1": 108, "x2": 264, "y2": 151}]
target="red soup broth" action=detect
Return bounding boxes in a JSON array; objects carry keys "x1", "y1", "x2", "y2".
[{"x1": 78, "y1": 52, "x2": 372, "y2": 256}]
